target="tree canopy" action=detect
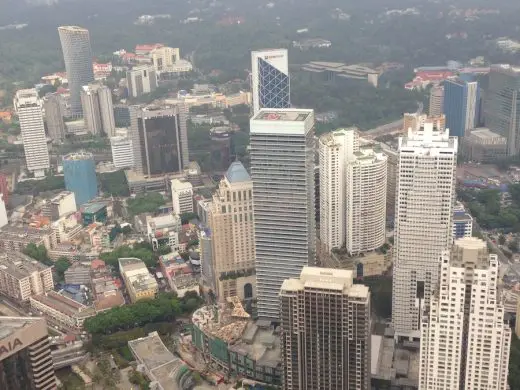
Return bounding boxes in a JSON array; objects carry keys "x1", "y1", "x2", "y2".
[
  {"x1": 99, "y1": 244, "x2": 156, "y2": 269},
  {"x1": 126, "y1": 193, "x2": 165, "y2": 217},
  {"x1": 99, "y1": 170, "x2": 130, "y2": 197},
  {"x1": 23, "y1": 243, "x2": 52, "y2": 266}
]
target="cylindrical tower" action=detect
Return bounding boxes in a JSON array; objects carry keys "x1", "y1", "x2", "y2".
[
  {"x1": 58, "y1": 26, "x2": 95, "y2": 117},
  {"x1": 63, "y1": 151, "x2": 97, "y2": 206}
]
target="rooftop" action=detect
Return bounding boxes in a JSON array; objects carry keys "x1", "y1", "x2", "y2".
[
  {"x1": 253, "y1": 109, "x2": 311, "y2": 122},
  {"x1": 0, "y1": 316, "x2": 45, "y2": 342},
  {"x1": 225, "y1": 161, "x2": 251, "y2": 184},
  {"x1": 31, "y1": 291, "x2": 95, "y2": 318},
  {"x1": 81, "y1": 202, "x2": 107, "y2": 214},
  {"x1": 63, "y1": 151, "x2": 94, "y2": 161},
  {"x1": 171, "y1": 179, "x2": 193, "y2": 191},
  {"x1": 470, "y1": 127, "x2": 506, "y2": 141},
  {"x1": 58, "y1": 26, "x2": 89, "y2": 32},
  {"x1": 0, "y1": 252, "x2": 51, "y2": 280}
]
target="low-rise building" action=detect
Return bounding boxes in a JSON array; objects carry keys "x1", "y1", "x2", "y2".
[
  {"x1": 81, "y1": 202, "x2": 108, "y2": 225},
  {"x1": 0, "y1": 251, "x2": 54, "y2": 301},
  {"x1": 464, "y1": 128, "x2": 507, "y2": 163},
  {"x1": 453, "y1": 203, "x2": 473, "y2": 239},
  {"x1": 64, "y1": 262, "x2": 91, "y2": 285},
  {"x1": 0, "y1": 225, "x2": 55, "y2": 251},
  {"x1": 119, "y1": 257, "x2": 158, "y2": 303},
  {"x1": 146, "y1": 213, "x2": 181, "y2": 251},
  {"x1": 42, "y1": 191, "x2": 77, "y2": 221},
  {"x1": 171, "y1": 179, "x2": 193, "y2": 215},
  {"x1": 52, "y1": 213, "x2": 83, "y2": 244}
]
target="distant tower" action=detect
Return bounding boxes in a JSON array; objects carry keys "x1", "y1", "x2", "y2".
[
  {"x1": 443, "y1": 77, "x2": 479, "y2": 137},
  {"x1": 81, "y1": 83, "x2": 116, "y2": 136},
  {"x1": 429, "y1": 85, "x2": 444, "y2": 117},
  {"x1": 43, "y1": 93, "x2": 66, "y2": 141},
  {"x1": 63, "y1": 151, "x2": 98, "y2": 206},
  {"x1": 58, "y1": 26, "x2": 95, "y2": 117},
  {"x1": 14, "y1": 89, "x2": 50, "y2": 177},
  {"x1": 126, "y1": 65, "x2": 158, "y2": 98},
  {"x1": 251, "y1": 49, "x2": 290, "y2": 115}
]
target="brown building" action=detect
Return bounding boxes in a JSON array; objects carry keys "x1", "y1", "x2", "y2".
[
  {"x1": 280, "y1": 267, "x2": 370, "y2": 390},
  {"x1": 0, "y1": 316, "x2": 57, "y2": 390}
]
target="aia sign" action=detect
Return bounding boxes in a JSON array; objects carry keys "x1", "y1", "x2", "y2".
[{"x1": 0, "y1": 338, "x2": 22, "y2": 357}]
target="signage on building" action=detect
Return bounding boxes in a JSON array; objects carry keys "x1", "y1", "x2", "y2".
[
  {"x1": 264, "y1": 55, "x2": 283, "y2": 60},
  {"x1": 0, "y1": 338, "x2": 22, "y2": 357}
]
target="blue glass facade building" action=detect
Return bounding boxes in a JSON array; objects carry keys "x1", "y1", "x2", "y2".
[
  {"x1": 443, "y1": 78, "x2": 480, "y2": 138},
  {"x1": 63, "y1": 151, "x2": 98, "y2": 206},
  {"x1": 257, "y1": 58, "x2": 290, "y2": 110}
]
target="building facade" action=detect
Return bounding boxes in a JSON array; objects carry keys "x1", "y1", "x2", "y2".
[
  {"x1": 43, "y1": 93, "x2": 66, "y2": 141},
  {"x1": 319, "y1": 128, "x2": 387, "y2": 254},
  {"x1": 63, "y1": 152, "x2": 98, "y2": 206},
  {"x1": 130, "y1": 104, "x2": 189, "y2": 176},
  {"x1": 80, "y1": 83, "x2": 116, "y2": 136},
  {"x1": 429, "y1": 85, "x2": 444, "y2": 117},
  {"x1": 463, "y1": 128, "x2": 507, "y2": 163},
  {"x1": 280, "y1": 267, "x2": 370, "y2": 390},
  {"x1": 392, "y1": 123, "x2": 458, "y2": 339},
  {"x1": 419, "y1": 238, "x2": 511, "y2": 390},
  {"x1": 251, "y1": 49, "x2": 290, "y2": 115},
  {"x1": 150, "y1": 46, "x2": 180, "y2": 74},
  {"x1": 0, "y1": 316, "x2": 56, "y2": 390},
  {"x1": 58, "y1": 26, "x2": 95, "y2": 117},
  {"x1": 171, "y1": 179, "x2": 194, "y2": 215},
  {"x1": 126, "y1": 65, "x2": 158, "y2": 98},
  {"x1": 209, "y1": 161, "x2": 256, "y2": 300},
  {"x1": 443, "y1": 77, "x2": 479, "y2": 138},
  {"x1": 14, "y1": 89, "x2": 50, "y2": 177},
  {"x1": 110, "y1": 135, "x2": 134, "y2": 169},
  {"x1": 119, "y1": 257, "x2": 158, "y2": 303},
  {"x1": 250, "y1": 109, "x2": 316, "y2": 320}
]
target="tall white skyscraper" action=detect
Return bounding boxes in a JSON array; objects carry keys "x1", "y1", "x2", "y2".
[
  {"x1": 250, "y1": 109, "x2": 315, "y2": 320},
  {"x1": 319, "y1": 128, "x2": 387, "y2": 254},
  {"x1": 419, "y1": 237, "x2": 511, "y2": 390},
  {"x1": 392, "y1": 122, "x2": 458, "y2": 339},
  {"x1": 14, "y1": 89, "x2": 50, "y2": 177},
  {"x1": 251, "y1": 49, "x2": 290, "y2": 115},
  {"x1": 81, "y1": 83, "x2": 116, "y2": 136}
]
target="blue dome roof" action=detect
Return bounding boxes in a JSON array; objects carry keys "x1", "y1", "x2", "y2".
[{"x1": 225, "y1": 161, "x2": 251, "y2": 183}]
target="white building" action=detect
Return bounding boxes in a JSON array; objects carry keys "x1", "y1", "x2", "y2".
[
  {"x1": 43, "y1": 191, "x2": 77, "y2": 221},
  {"x1": 150, "y1": 46, "x2": 180, "y2": 74},
  {"x1": 110, "y1": 134, "x2": 134, "y2": 169},
  {"x1": 14, "y1": 89, "x2": 50, "y2": 177},
  {"x1": 419, "y1": 237, "x2": 511, "y2": 390},
  {"x1": 250, "y1": 109, "x2": 316, "y2": 320},
  {"x1": 171, "y1": 179, "x2": 193, "y2": 215},
  {"x1": 251, "y1": 49, "x2": 290, "y2": 115},
  {"x1": 126, "y1": 65, "x2": 158, "y2": 98},
  {"x1": 392, "y1": 122, "x2": 458, "y2": 339},
  {"x1": 319, "y1": 128, "x2": 387, "y2": 254},
  {"x1": 80, "y1": 83, "x2": 116, "y2": 136},
  {"x1": 0, "y1": 193, "x2": 7, "y2": 229}
]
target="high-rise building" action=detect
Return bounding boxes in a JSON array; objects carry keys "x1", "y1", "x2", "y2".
[
  {"x1": 110, "y1": 135, "x2": 134, "y2": 169},
  {"x1": 63, "y1": 151, "x2": 98, "y2": 206},
  {"x1": 484, "y1": 65, "x2": 520, "y2": 155},
  {"x1": 251, "y1": 49, "x2": 290, "y2": 115},
  {"x1": 319, "y1": 128, "x2": 387, "y2": 254},
  {"x1": 150, "y1": 46, "x2": 180, "y2": 74},
  {"x1": 0, "y1": 193, "x2": 7, "y2": 229},
  {"x1": 250, "y1": 109, "x2": 315, "y2": 320},
  {"x1": 443, "y1": 77, "x2": 479, "y2": 138},
  {"x1": 392, "y1": 122, "x2": 457, "y2": 339},
  {"x1": 114, "y1": 104, "x2": 131, "y2": 127},
  {"x1": 0, "y1": 173, "x2": 9, "y2": 206},
  {"x1": 58, "y1": 26, "x2": 95, "y2": 117},
  {"x1": 403, "y1": 112, "x2": 446, "y2": 132},
  {"x1": 419, "y1": 237, "x2": 511, "y2": 390},
  {"x1": 80, "y1": 83, "x2": 116, "y2": 136},
  {"x1": 43, "y1": 94, "x2": 66, "y2": 141},
  {"x1": 130, "y1": 104, "x2": 188, "y2": 176},
  {"x1": 209, "y1": 161, "x2": 256, "y2": 301},
  {"x1": 14, "y1": 89, "x2": 50, "y2": 177},
  {"x1": 0, "y1": 316, "x2": 56, "y2": 390},
  {"x1": 429, "y1": 85, "x2": 444, "y2": 117},
  {"x1": 280, "y1": 267, "x2": 370, "y2": 390},
  {"x1": 171, "y1": 179, "x2": 193, "y2": 215},
  {"x1": 126, "y1": 65, "x2": 158, "y2": 98}
]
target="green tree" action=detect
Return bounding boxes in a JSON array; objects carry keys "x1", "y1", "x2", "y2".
[
  {"x1": 23, "y1": 243, "x2": 52, "y2": 266},
  {"x1": 126, "y1": 193, "x2": 165, "y2": 216},
  {"x1": 54, "y1": 257, "x2": 72, "y2": 282},
  {"x1": 510, "y1": 334, "x2": 520, "y2": 389},
  {"x1": 98, "y1": 170, "x2": 130, "y2": 197}
]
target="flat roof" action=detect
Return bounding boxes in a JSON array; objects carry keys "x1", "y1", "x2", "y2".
[
  {"x1": 31, "y1": 291, "x2": 94, "y2": 318},
  {"x1": 128, "y1": 331, "x2": 178, "y2": 370},
  {"x1": 0, "y1": 252, "x2": 51, "y2": 280},
  {"x1": 252, "y1": 109, "x2": 311, "y2": 122},
  {"x1": 0, "y1": 316, "x2": 45, "y2": 341},
  {"x1": 470, "y1": 128, "x2": 506, "y2": 140},
  {"x1": 81, "y1": 202, "x2": 107, "y2": 214}
]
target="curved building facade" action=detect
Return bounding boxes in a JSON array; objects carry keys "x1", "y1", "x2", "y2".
[
  {"x1": 63, "y1": 151, "x2": 97, "y2": 206},
  {"x1": 58, "y1": 26, "x2": 95, "y2": 117}
]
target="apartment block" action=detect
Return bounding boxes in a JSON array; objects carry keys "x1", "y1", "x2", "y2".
[
  {"x1": 171, "y1": 179, "x2": 193, "y2": 215},
  {"x1": 119, "y1": 257, "x2": 158, "y2": 303}
]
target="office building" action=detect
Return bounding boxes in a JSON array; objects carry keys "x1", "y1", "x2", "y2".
[
  {"x1": 127, "y1": 65, "x2": 158, "y2": 98},
  {"x1": 43, "y1": 94, "x2": 66, "y2": 141},
  {"x1": 251, "y1": 49, "x2": 290, "y2": 115},
  {"x1": 42, "y1": 191, "x2": 77, "y2": 221},
  {"x1": 0, "y1": 251, "x2": 54, "y2": 302},
  {"x1": 443, "y1": 77, "x2": 479, "y2": 138},
  {"x1": 130, "y1": 104, "x2": 188, "y2": 176},
  {"x1": 280, "y1": 267, "x2": 370, "y2": 390},
  {"x1": 0, "y1": 174, "x2": 8, "y2": 206},
  {"x1": 209, "y1": 161, "x2": 256, "y2": 300},
  {"x1": 419, "y1": 238, "x2": 511, "y2": 390},
  {"x1": 63, "y1": 152, "x2": 98, "y2": 206},
  {"x1": 453, "y1": 202, "x2": 473, "y2": 240},
  {"x1": 403, "y1": 113, "x2": 446, "y2": 132},
  {"x1": 110, "y1": 134, "x2": 134, "y2": 169},
  {"x1": 58, "y1": 26, "x2": 95, "y2": 116},
  {"x1": 464, "y1": 127, "x2": 507, "y2": 163},
  {"x1": 80, "y1": 83, "x2": 116, "y2": 136},
  {"x1": 319, "y1": 128, "x2": 387, "y2": 254},
  {"x1": 119, "y1": 257, "x2": 158, "y2": 303},
  {"x1": 250, "y1": 109, "x2": 315, "y2": 320},
  {"x1": 429, "y1": 85, "x2": 444, "y2": 117},
  {"x1": 14, "y1": 89, "x2": 50, "y2": 177},
  {"x1": 0, "y1": 193, "x2": 6, "y2": 229},
  {"x1": 171, "y1": 179, "x2": 193, "y2": 215},
  {"x1": 484, "y1": 65, "x2": 520, "y2": 155},
  {"x1": 114, "y1": 104, "x2": 131, "y2": 127},
  {"x1": 0, "y1": 316, "x2": 56, "y2": 390},
  {"x1": 150, "y1": 46, "x2": 180, "y2": 74},
  {"x1": 392, "y1": 122, "x2": 457, "y2": 339}
]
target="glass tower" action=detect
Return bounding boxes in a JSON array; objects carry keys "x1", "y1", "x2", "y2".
[{"x1": 63, "y1": 151, "x2": 98, "y2": 206}]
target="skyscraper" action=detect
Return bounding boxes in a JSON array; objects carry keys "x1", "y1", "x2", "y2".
[
  {"x1": 419, "y1": 237, "x2": 511, "y2": 390},
  {"x1": 280, "y1": 267, "x2": 370, "y2": 390},
  {"x1": 484, "y1": 65, "x2": 520, "y2": 155},
  {"x1": 429, "y1": 85, "x2": 444, "y2": 117},
  {"x1": 130, "y1": 104, "x2": 188, "y2": 176},
  {"x1": 392, "y1": 122, "x2": 457, "y2": 339},
  {"x1": 0, "y1": 316, "x2": 56, "y2": 390},
  {"x1": 251, "y1": 49, "x2": 290, "y2": 115},
  {"x1": 443, "y1": 77, "x2": 479, "y2": 138},
  {"x1": 63, "y1": 151, "x2": 98, "y2": 206},
  {"x1": 58, "y1": 26, "x2": 95, "y2": 117},
  {"x1": 319, "y1": 128, "x2": 387, "y2": 254},
  {"x1": 43, "y1": 93, "x2": 66, "y2": 141},
  {"x1": 250, "y1": 109, "x2": 315, "y2": 320},
  {"x1": 209, "y1": 161, "x2": 256, "y2": 301},
  {"x1": 14, "y1": 89, "x2": 50, "y2": 177},
  {"x1": 126, "y1": 65, "x2": 158, "y2": 98},
  {"x1": 81, "y1": 83, "x2": 116, "y2": 136}
]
